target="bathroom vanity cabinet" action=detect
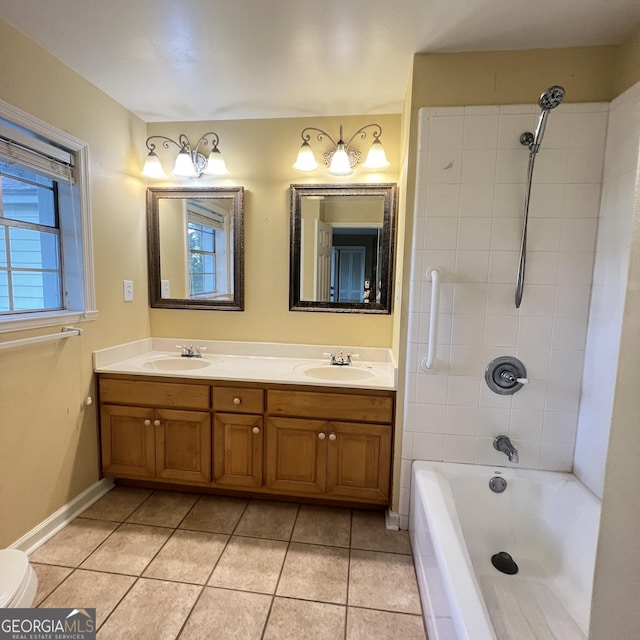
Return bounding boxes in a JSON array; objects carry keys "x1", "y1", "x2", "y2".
[
  {"x1": 99, "y1": 378, "x2": 211, "y2": 483},
  {"x1": 265, "y1": 390, "x2": 392, "y2": 503},
  {"x1": 97, "y1": 374, "x2": 394, "y2": 506}
]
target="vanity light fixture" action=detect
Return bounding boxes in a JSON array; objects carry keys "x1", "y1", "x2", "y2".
[
  {"x1": 293, "y1": 124, "x2": 390, "y2": 176},
  {"x1": 141, "y1": 132, "x2": 229, "y2": 179}
]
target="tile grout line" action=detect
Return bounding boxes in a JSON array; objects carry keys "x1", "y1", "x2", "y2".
[
  {"x1": 259, "y1": 502, "x2": 300, "y2": 640},
  {"x1": 344, "y1": 508, "x2": 355, "y2": 640}
]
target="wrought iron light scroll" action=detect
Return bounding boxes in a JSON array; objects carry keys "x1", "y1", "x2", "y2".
[{"x1": 293, "y1": 124, "x2": 390, "y2": 176}]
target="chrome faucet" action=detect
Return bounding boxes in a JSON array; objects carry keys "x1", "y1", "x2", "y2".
[
  {"x1": 493, "y1": 435, "x2": 519, "y2": 463},
  {"x1": 177, "y1": 345, "x2": 205, "y2": 358},
  {"x1": 324, "y1": 351, "x2": 359, "y2": 366}
]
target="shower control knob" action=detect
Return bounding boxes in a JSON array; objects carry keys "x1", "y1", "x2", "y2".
[{"x1": 485, "y1": 356, "x2": 528, "y2": 395}]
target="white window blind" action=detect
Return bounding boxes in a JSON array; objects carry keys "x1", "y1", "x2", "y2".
[{"x1": 0, "y1": 121, "x2": 74, "y2": 183}]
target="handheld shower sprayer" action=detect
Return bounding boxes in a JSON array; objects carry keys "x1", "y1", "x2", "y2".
[
  {"x1": 529, "y1": 85, "x2": 565, "y2": 154},
  {"x1": 515, "y1": 85, "x2": 565, "y2": 308}
]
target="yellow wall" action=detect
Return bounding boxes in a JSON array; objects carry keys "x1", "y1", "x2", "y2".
[
  {"x1": 146, "y1": 114, "x2": 401, "y2": 347},
  {"x1": 0, "y1": 18, "x2": 149, "y2": 547},
  {"x1": 614, "y1": 26, "x2": 640, "y2": 95}
]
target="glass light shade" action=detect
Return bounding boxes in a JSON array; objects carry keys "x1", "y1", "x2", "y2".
[
  {"x1": 327, "y1": 143, "x2": 353, "y2": 176},
  {"x1": 172, "y1": 150, "x2": 198, "y2": 178},
  {"x1": 202, "y1": 148, "x2": 229, "y2": 175},
  {"x1": 293, "y1": 141, "x2": 319, "y2": 171},
  {"x1": 362, "y1": 139, "x2": 390, "y2": 169},
  {"x1": 141, "y1": 151, "x2": 166, "y2": 179}
]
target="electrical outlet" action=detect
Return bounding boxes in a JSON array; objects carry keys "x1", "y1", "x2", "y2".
[
  {"x1": 161, "y1": 279, "x2": 171, "y2": 298},
  {"x1": 123, "y1": 280, "x2": 134, "y2": 302}
]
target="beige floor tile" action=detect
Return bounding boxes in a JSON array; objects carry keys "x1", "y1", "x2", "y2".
[
  {"x1": 80, "y1": 523, "x2": 173, "y2": 576},
  {"x1": 31, "y1": 563, "x2": 73, "y2": 606},
  {"x1": 178, "y1": 495, "x2": 247, "y2": 534},
  {"x1": 208, "y1": 535, "x2": 287, "y2": 594},
  {"x1": 234, "y1": 500, "x2": 298, "y2": 540},
  {"x1": 126, "y1": 490, "x2": 199, "y2": 528},
  {"x1": 346, "y1": 607, "x2": 427, "y2": 640},
  {"x1": 348, "y1": 549, "x2": 422, "y2": 614},
  {"x1": 143, "y1": 530, "x2": 228, "y2": 584},
  {"x1": 40, "y1": 569, "x2": 135, "y2": 628},
  {"x1": 263, "y1": 597, "x2": 346, "y2": 640},
  {"x1": 30, "y1": 519, "x2": 119, "y2": 567},
  {"x1": 351, "y1": 510, "x2": 411, "y2": 554},
  {"x1": 179, "y1": 587, "x2": 271, "y2": 640},
  {"x1": 97, "y1": 578, "x2": 201, "y2": 640},
  {"x1": 291, "y1": 505, "x2": 351, "y2": 547},
  {"x1": 277, "y1": 542, "x2": 349, "y2": 604},
  {"x1": 79, "y1": 487, "x2": 152, "y2": 522}
]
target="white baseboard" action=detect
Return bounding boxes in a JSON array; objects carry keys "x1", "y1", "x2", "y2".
[
  {"x1": 9, "y1": 477, "x2": 114, "y2": 555},
  {"x1": 385, "y1": 508, "x2": 400, "y2": 531}
]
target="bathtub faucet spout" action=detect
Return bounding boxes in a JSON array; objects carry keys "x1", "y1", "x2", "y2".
[{"x1": 493, "y1": 435, "x2": 519, "y2": 463}]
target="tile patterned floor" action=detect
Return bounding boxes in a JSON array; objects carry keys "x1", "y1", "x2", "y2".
[{"x1": 31, "y1": 487, "x2": 427, "y2": 640}]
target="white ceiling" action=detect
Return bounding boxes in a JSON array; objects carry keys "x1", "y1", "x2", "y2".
[{"x1": 1, "y1": 0, "x2": 639, "y2": 122}]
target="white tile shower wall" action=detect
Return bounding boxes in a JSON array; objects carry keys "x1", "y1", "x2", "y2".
[
  {"x1": 400, "y1": 103, "x2": 608, "y2": 527},
  {"x1": 574, "y1": 82, "x2": 640, "y2": 499}
]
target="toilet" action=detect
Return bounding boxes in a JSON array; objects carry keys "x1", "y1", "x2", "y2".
[{"x1": 0, "y1": 550, "x2": 38, "y2": 608}]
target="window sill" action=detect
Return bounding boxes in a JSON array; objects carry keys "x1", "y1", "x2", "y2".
[{"x1": 0, "y1": 309, "x2": 98, "y2": 334}]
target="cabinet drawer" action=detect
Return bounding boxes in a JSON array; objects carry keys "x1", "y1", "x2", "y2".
[
  {"x1": 213, "y1": 386, "x2": 264, "y2": 413},
  {"x1": 99, "y1": 378, "x2": 210, "y2": 410},
  {"x1": 267, "y1": 389, "x2": 393, "y2": 423}
]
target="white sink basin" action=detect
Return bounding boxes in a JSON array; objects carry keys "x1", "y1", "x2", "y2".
[
  {"x1": 300, "y1": 365, "x2": 374, "y2": 381},
  {"x1": 142, "y1": 357, "x2": 217, "y2": 371}
]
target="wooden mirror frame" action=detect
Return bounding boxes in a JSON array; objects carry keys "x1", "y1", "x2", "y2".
[
  {"x1": 289, "y1": 183, "x2": 397, "y2": 314},
  {"x1": 147, "y1": 186, "x2": 244, "y2": 310}
]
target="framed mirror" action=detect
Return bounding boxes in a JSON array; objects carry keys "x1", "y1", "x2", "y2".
[
  {"x1": 147, "y1": 186, "x2": 244, "y2": 310},
  {"x1": 289, "y1": 183, "x2": 397, "y2": 313}
]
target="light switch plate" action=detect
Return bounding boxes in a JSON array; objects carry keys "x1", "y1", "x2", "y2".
[{"x1": 123, "y1": 280, "x2": 134, "y2": 302}]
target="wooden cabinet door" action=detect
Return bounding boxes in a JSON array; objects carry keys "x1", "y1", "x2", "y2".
[
  {"x1": 155, "y1": 409, "x2": 212, "y2": 483},
  {"x1": 265, "y1": 417, "x2": 327, "y2": 496},
  {"x1": 326, "y1": 421, "x2": 391, "y2": 503},
  {"x1": 101, "y1": 405, "x2": 155, "y2": 478},
  {"x1": 213, "y1": 413, "x2": 263, "y2": 488}
]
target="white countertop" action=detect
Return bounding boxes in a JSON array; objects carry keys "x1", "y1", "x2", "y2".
[{"x1": 93, "y1": 338, "x2": 397, "y2": 391}]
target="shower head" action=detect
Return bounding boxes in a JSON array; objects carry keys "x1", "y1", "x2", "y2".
[
  {"x1": 538, "y1": 86, "x2": 565, "y2": 111},
  {"x1": 530, "y1": 85, "x2": 566, "y2": 153}
]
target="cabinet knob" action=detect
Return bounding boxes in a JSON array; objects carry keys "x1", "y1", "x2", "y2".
[
  {"x1": 252, "y1": 426, "x2": 260, "y2": 434},
  {"x1": 233, "y1": 397, "x2": 241, "y2": 405},
  {"x1": 329, "y1": 433, "x2": 337, "y2": 441},
  {"x1": 318, "y1": 432, "x2": 326, "y2": 440},
  {"x1": 144, "y1": 419, "x2": 151, "y2": 426},
  {"x1": 153, "y1": 419, "x2": 161, "y2": 427}
]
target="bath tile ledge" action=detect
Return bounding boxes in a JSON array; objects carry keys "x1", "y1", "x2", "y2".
[{"x1": 93, "y1": 338, "x2": 397, "y2": 391}]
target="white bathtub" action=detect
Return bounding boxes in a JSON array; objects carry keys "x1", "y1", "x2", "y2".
[{"x1": 409, "y1": 461, "x2": 601, "y2": 640}]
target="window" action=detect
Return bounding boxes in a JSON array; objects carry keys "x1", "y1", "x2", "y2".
[
  {"x1": 185, "y1": 201, "x2": 230, "y2": 300},
  {"x1": 0, "y1": 164, "x2": 62, "y2": 312},
  {"x1": 0, "y1": 100, "x2": 95, "y2": 331},
  {"x1": 188, "y1": 216, "x2": 217, "y2": 298}
]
